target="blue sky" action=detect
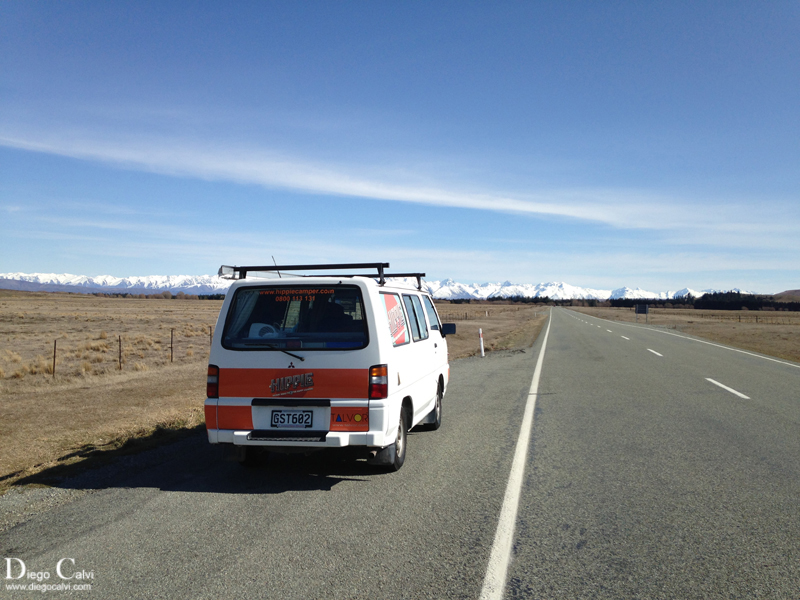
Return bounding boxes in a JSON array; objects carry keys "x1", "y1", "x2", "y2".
[{"x1": 1, "y1": 1, "x2": 798, "y2": 293}]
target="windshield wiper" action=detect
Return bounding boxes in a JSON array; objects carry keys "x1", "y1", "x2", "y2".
[{"x1": 241, "y1": 341, "x2": 305, "y2": 361}]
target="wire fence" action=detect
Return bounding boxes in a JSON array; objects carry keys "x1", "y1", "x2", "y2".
[
  {"x1": 4, "y1": 326, "x2": 214, "y2": 381},
  {"x1": 697, "y1": 313, "x2": 800, "y2": 325}
]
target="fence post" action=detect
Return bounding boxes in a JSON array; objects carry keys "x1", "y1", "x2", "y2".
[
  {"x1": 171, "y1": 328, "x2": 174, "y2": 362},
  {"x1": 53, "y1": 339, "x2": 57, "y2": 378},
  {"x1": 119, "y1": 335, "x2": 122, "y2": 370}
]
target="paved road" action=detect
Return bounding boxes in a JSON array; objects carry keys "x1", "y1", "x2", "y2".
[
  {"x1": 2, "y1": 307, "x2": 800, "y2": 598},
  {"x1": 506, "y1": 308, "x2": 800, "y2": 599}
]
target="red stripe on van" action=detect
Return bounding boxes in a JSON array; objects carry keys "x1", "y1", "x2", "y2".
[
  {"x1": 219, "y1": 368, "x2": 368, "y2": 399},
  {"x1": 204, "y1": 405, "x2": 217, "y2": 430},
  {"x1": 217, "y1": 405, "x2": 254, "y2": 430}
]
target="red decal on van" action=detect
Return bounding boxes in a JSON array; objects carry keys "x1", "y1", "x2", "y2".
[
  {"x1": 219, "y1": 368, "x2": 368, "y2": 399},
  {"x1": 382, "y1": 293, "x2": 408, "y2": 346}
]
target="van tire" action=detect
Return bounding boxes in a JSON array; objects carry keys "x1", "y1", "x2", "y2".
[
  {"x1": 371, "y1": 410, "x2": 407, "y2": 471},
  {"x1": 387, "y1": 410, "x2": 408, "y2": 471},
  {"x1": 418, "y1": 383, "x2": 443, "y2": 431}
]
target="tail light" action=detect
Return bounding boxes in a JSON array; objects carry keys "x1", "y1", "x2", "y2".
[
  {"x1": 207, "y1": 364, "x2": 219, "y2": 398},
  {"x1": 369, "y1": 364, "x2": 388, "y2": 399}
]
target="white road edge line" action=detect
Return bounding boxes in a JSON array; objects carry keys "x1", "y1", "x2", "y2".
[
  {"x1": 706, "y1": 378, "x2": 750, "y2": 399},
  {"x1": 648, "y1": 349, "x2": 663, "y2": 357},
  {"x1": 479, "y1": 309, "x2": 552, "y2": 600}
]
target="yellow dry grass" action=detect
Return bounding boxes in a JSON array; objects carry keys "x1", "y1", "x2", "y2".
[
  {"x1": 0, "y1": 291, "x2": 221, "y2": 485},
  {"x1": 437, "y1": 302, "x2": 548, "y2": 359},
  {"x1": 0, "y1": 290, "x2": 219, "y2": 384}
]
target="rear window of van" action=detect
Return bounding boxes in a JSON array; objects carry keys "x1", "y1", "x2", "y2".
[{"x1": 222, "y1": 285, "x2": 368, "y2": 350}]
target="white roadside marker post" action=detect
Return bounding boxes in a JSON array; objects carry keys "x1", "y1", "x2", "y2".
[{"x1": 480, "y1": 328, "x2": 485, "y2": 357}]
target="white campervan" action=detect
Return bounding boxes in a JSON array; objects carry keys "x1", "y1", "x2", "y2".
[{"x1": 205, "y1": 263, "x2": 456, "y2": 471}]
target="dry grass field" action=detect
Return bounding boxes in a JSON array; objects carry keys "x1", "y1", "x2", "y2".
[
  {"x1": 438, "y1": 303, "x2": 548, "y2": 359},
  {"x1": 0, "y1": 291, "x2": 547, "y2": 488},
  {"x1": 0, "y1": 290, "x2": 222, "y2": 486},
  {"x1": 569, "y1": 306, "x2": 800, "y2": 364}
]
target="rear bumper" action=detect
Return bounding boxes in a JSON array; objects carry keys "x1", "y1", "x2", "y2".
[
  {"x1": 205, "y1": 397, "x2": 393, "y2": 448},
  {"x1": 207, "y1": 428, "x2": 390, "y2": 448}
]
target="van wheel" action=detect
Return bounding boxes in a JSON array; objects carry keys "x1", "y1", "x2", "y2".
[
  {"x1": 375, "y1": 410, "x2": 407, "y2": 472},
  {"x1": 388, "y1": 411, "x2": 407, "y2": 471},
  {"x1": 419, "y1": 384, "x2": 442, "y2": 431},
  {"x1": 367, "y1": 410, "x2": 407, "y2": 471}
]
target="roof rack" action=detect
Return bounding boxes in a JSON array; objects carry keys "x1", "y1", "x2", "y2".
[{"x1": 218, "y1": 263, "x2": 426, "y2": 289}]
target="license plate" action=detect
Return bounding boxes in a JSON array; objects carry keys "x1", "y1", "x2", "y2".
[{"x1": 270, "y1": 409, "x2": 313, "y2": 429}]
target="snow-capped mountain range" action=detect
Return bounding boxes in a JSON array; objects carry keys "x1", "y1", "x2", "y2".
[
  {"x1": 423, "y1": 279, "x2": 715, "y2": 300},
  {"x1": 0, "y1": 272, "x2": 750, "y2": 300},
  {"x1": 0, "y1": 273, "x2": 232, "y2": 295}
]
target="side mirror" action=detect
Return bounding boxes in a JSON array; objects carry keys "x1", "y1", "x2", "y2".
[{"x1": 441, "y1": 323, "x2": 456, "y2": 337}]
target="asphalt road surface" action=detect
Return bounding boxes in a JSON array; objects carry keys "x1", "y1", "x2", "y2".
[{"x1": 2, "y1": 307, "x2": 800, "y2": 599}]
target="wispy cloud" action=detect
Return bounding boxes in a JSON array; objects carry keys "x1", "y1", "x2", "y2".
[
  {"x1": 0, "y1": 130, "x2": 771, "y2": 237},
  {"x1": 3, "y1": 126, "x2": 799, "y2": 271}
]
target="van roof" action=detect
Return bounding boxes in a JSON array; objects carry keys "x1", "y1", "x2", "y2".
[
  {"x1": 227, "y1": 275, "x2": 429, "y2": 295},
  {"x1": 219, "y1": 263, "x2": 426, "y2": 290}
]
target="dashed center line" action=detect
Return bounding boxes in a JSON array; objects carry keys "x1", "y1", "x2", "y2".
[
  {"x1": 606, "y1": 329, "x2": 613, "y2": 333},
  {"x1": 706, "y1": 378, "x2": 750, "y2": 399},
  {"x1": 621, "y1": 336, "x2": 630, "y2": 340},
  {"x1": 647, "y1": 349, "x2": 663, "y2": 357}
]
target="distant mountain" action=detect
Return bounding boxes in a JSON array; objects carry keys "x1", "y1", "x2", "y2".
[
  {"x1": 0, "y1": 273, "x2": 230, "y2": 296},
  {"x1": 425, "y1": 279, "x2": 613, "y2": 300},
  {"x1": 0, "y1": 272, "x2": 744, "y2": 300},
  {"x1": 775, "y1": 289, "x2": 800, "y2": 301},
  {"x1": 607, "y1": 286, "x2": 707, "y2": 300}
]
